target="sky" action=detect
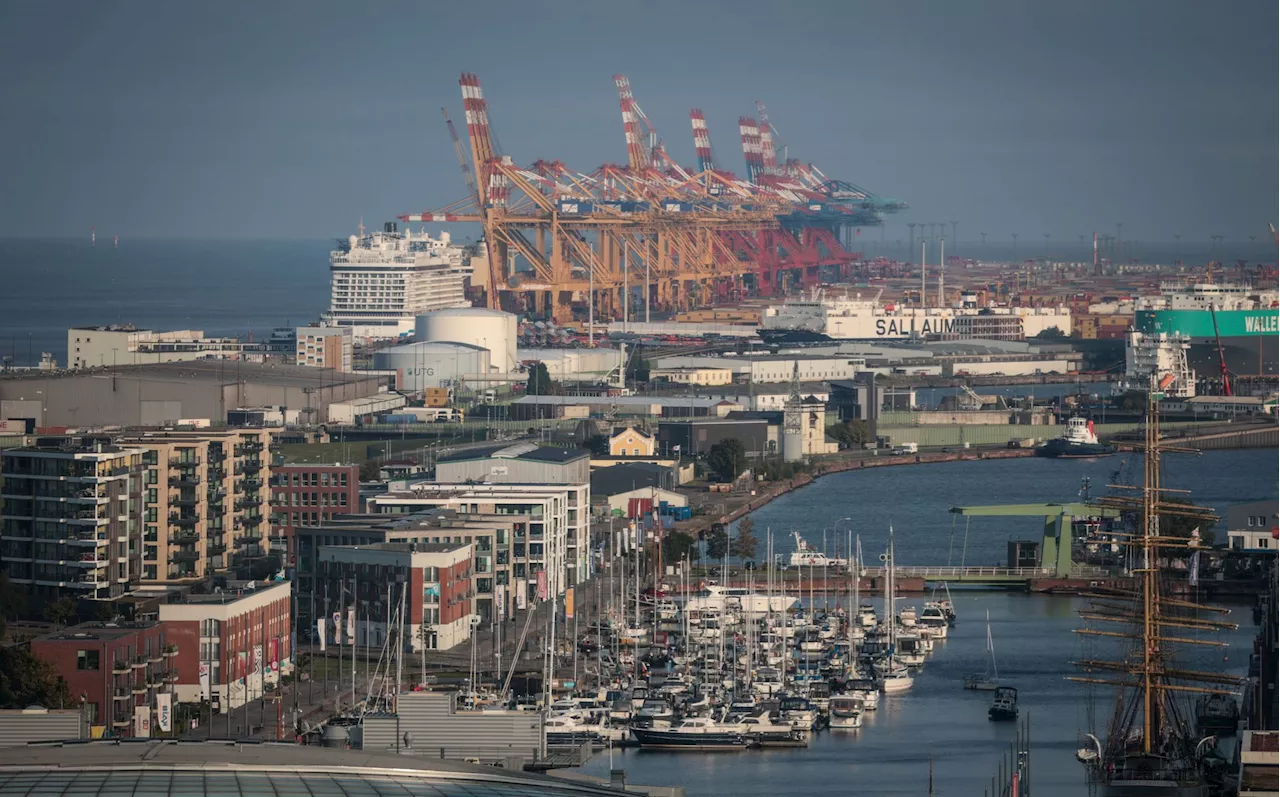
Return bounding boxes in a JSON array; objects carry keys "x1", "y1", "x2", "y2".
[{"x1": 0, "y1": 0, "x2": 1275, "y2": 242}]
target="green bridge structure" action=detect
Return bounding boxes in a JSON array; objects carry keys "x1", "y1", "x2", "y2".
[{"x1": 892, "y1": 502, "x2": 1123, "y2": 585}]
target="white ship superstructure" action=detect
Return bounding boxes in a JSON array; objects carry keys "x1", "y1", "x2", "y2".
[
  {"x1": 322, "y1": 224, "x2": 470, "y2": 340},
  {"x1": 759, "y1": 290, "x2": 1072, "y2": 342}
]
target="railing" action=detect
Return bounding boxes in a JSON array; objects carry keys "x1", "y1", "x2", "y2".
[
  {"x1": 168, "y1": 514, "x2": 198, "y2": 527},
  {"x1": 168, "y1": 475, "x2": 201, "y2": 487},
  {"x1": 857, "y1": 566, "x2": 1056, "y2": 580},
  {"x1": 169, "y1": 457, "x2": 201, "y2": 468}
]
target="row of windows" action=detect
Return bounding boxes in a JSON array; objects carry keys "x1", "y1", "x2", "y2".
[
  {"x1": 283, "y1": 472, "x2": 350, "y2": 487},
  {"x1": 1245, "y1": 514, "x2": 1274, "y2": 527},
  {"x1": 285, "y1": 491, "x2": 349, "y2": 507}
]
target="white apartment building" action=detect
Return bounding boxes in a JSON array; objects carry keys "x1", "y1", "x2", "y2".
[{"x1": 67, "y1": 326, "x2": 272, "y2": 369}]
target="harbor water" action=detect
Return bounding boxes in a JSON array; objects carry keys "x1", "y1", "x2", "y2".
[{"x1": 580, "y1": 448, "x2": 1275, "y2": 795}]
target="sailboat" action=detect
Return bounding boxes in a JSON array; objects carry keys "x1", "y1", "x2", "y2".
[
  {"x1": 963, "y1": 610, "x2": 1000, "y2": 690},
  {"x1": 880, "y1": 527, "x2": 914, "y2": 694},
  {"x1": 1069, "y1": 376, "x2": 1242, "y2": 796}
]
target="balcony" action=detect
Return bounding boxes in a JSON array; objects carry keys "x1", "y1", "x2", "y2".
[
  {"x1": 236, "y1": 440, "x2": 265, "y2": 455},
  {"x1": 168, "y1": 513, "x2": 198, "y2": 528},
  {"x1": 168, "y1": 475, "x2": 201, "y2": 488},
  {"x1": 172, "y1": 549, "x2": 200, "y2": 562},
  {"x1": 234, "y1": 498, "x2": 259, "y2": 511},
  {"x1": 207, "y1": 543, "x2": 226, "y2": 556},
  {"x1": 132, "y1": 655, "x2": 147, "y2": 669},
  {"x1": 171, "y1": 528, "x2": 200, "y2": 543},
  {"x1": 236, "y1": 516, "x2": 262, "y2": 529},
  {"x1": 171, "y1": 495, "x2": 200, "y2": 507},
  {"x1": 70, "y1": 532, "x2": 108, "y2": 547},
  {"x1": 168, "y1": 457, "x2": 201, "y2": 469},
  {"x1": 112, "y1": 659, "x2": 130, "y2": 674},
  {"x1": 239, "y1": 477, "x2": 263, "y2": 491},
  {"x1": 70, "y1": 488, "x2": 107, "y2": 502},
  {"x1": 112, "y1": 687, "x2": 131, "y2": 702},
  {"x1": 112, "y1": 714, "x2": 131, "y2": 729},
  {"x1": 241, "y1": 461, "x2": 262, "y2": 474},
  {"x1": 164, "y1": 644, "x2": 178, "y2": 658},
  {"x1": 67, "y1": 511, "x2": 106, "y2": 525},
  {"x1": 148, "y1": 650, "x2": 164, "y2": 663},
  {"x1": 75, "y1": 554, "x2": 107, "y2": 568},
  {"x1": 131, "y1": 681, "x2": 147, "y2": 695},
  {"x1": 77, "y1": 574, "x2": 108, "y2": 587}
]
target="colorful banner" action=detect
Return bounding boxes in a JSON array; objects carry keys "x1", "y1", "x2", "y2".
[
  {"x1": 536, "y1": 570, "x2": 547, "y2": 601},
  {"x1": 236, "y1": 651, "x2": 247, "y2": 681},
  {"x1": 515, "y1": 580, "x2": 528, "y2": 610},
  {"x1": 269, "y1": 638, "x2": 279, "y2": 672},
  {"x1": 199, "y1": 663, "x2": 211, "y2": 700},
  {"x1": 133, "y1": 704, "x2": 151, "y2": 737},
  {"x1": 156, "y1": 692, "x2": 172, "y2": 733},
  {"x1": 564, "y1": 587, "x2": 575, "y2": 619},
  {"x1": 317, "y1": 618, "x2": 327, "y2": 652},
  {"x1": 253, "y1": 644, "x2": 263, "y2": 675},
  {"x1": 346, "y1": 608, "x2": 355, "y2": 644},
  {"x1": 331, "y1": 612, "x2": 342, "y2": 644}
]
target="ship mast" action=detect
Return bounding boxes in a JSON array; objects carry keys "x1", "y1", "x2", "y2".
[{"x1": 1069, "y1": 373, "x2": 1241, "y2": 761}]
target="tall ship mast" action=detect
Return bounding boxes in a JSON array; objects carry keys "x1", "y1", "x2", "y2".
[
  {"x1": 1070, "y1": 375, "x2": 1243, "y2": 796},
  {"x1": 322, "y1": 222, "x2": 471, "y2": 341}
]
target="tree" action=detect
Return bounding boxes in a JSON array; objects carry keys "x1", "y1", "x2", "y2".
[
  {"x1": 1034, "y1": 326, "x2": 1066, "y2": 339},
  {"x1": 706, "y1": 438, "x2": 747, "y2": 483},
  {"x1": 42, "y1": 596, "x2": 76, "y2": 629},
  {"x1": 732, "y1": 516, "x2": 759, "y2": 562},
  {"x1": 830, "y1": 420, "x2": 870, "y2": 449},
  {"x1": 661, "y1": 530, "x2": 697, "y2": 566},
  {"x1": 358, "y1": 459, "x2": 382, "y2": 482},
  {"x1": 1114, "y1": 391, "x2": 1147, "y2": 412},
  {"x1": 0, "y1": 645, "x2": 72, "y2": 709},
  {"x1": 704, "y1": 523, "x2": 729, "y2": 562},
  {"x1": 526, "y1": 362, "x2": 558, "y2": 396}
]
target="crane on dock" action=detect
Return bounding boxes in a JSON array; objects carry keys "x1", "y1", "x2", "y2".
[{"x1": 1208, "y1": 304, "x2": 1233, "y2": 397}]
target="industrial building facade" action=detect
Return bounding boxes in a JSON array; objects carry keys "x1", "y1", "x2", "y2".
[{"x1": 0, "y1": 438, "x2": 146, "y2": 601}]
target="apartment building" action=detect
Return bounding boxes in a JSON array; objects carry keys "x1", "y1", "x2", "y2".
[
  {"x1": 30, "y1": 621, "x2": 175, "y2": 736},
  {"x1": 295, "y1": 326, "x2": 353, "y2": 372},
  {"x1": 369, "y1": 482, "x2": 587, "y2": 618},
  {"x1": 158, "y1": 580, "x2": 292, "y2": 711},
  {"x1": 120, "y1": 429, "x2": 272, "y2": 583},
  {"x1": 66, "y1": 325, "x2": 289, "y2": 369},
  {"x1": 0, "y1": 437, "x2": 146, "y2": 602},
  {"x1": 315, "y1": 542, "x2": 474, "y2": 651},
  {"x1": 295, "y1": 509, "x2": 522, "y2": 626},
  {"x1": 269, "y1": 463, "x2": 360, "y2": 564}
]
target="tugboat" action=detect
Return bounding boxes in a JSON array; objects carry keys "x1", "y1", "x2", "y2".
[
  {"x1": 1036, "y1": 417, "x2": 1115, "y2": 459},
  {"x1": 988, "y1": 686, "x2": 1019, "y2": 722}
]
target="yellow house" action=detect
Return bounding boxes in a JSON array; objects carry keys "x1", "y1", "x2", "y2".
[{"x1": 608, "y1": 426, "x2": 656, "y2": 457}]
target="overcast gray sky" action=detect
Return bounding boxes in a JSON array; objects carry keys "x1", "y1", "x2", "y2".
[{"x1": 1, "y1": 0, "x2": 1274, "y2": 242}]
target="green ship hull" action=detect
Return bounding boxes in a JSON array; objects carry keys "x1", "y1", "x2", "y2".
[{"x1": 1134, "y1": 308, "x2": 1278, "y2": 377}]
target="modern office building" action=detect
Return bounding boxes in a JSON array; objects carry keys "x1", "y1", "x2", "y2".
[
  {"x1": 65, "y1": 326, "x2": 285, "y2": 370},
  {"x1": 29, "y1": 620, "x2": 175, "y2": 736},
  {"x1": 269, "y1": 463, "x2": 360, "y2": 564},
  {"x1": 157, "y1": 580, "x2": 292, "y2": 711},
  {"x1": 295, "y1": 326, "x2": 354, "y2": 372},
  {"x1": 119, "y1": 429, "x2": 272, "y2": 582},
  {"x1": 315, "y1": 541, "x2": 475, "y2": 651},
  {"x1": 0, "y1": 437, "x2": 146, "y2": 601}
]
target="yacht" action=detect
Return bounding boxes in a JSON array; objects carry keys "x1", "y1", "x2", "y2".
[
  {"x1": 918, "y1": 603, "x2": 950, "y2": 637},
  {"x1": 882, "y1": 664, "x2": 915, "y2": 694},
  {"x1": 898, "y1": 607, "x2": 918, "y2": 628},
  {"x1": 844, "y1": 678, "x2": 881, "y2": 711},
  {"x1": 631, "y1": 717, "x2": 748, "y2": 750},
  {"x1": 686, "y1": 584, "x2": 798, "y2": 618},
  {"x1": 829, "y1": 695, "x2": 865, "y2": 730}
]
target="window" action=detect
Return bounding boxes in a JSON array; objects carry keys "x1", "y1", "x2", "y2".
[
  {"x1": 1248, "y1": 516, "x2": 1255, "y2": 527},
  {"x1": 76, "y1": 649, "x2": 100, "y2": 670}
]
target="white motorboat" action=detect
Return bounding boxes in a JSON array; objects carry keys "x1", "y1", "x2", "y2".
[
  {"x1": 857, "y1": 604, "x2": 879, "y2": 629},
  {"x1": 963, "y1": 610, "x2": 1001, "y2": 691},
  {"x1": 686, "y1": 584, "x2": 798, "y2": 619},
  {"x1": 829, "y1": 695, "x2": 865, "y2": 730},
  {"x1": 845, "y1": 679, "x2": 881, "y2": 711},
  {"x1": 789, "y1": 530, "x2": 849, "y2": 569},
  {"x1": 882, "y1": 664, "x2": 915, "y2": 694},
  {"x1": 919, "y1": 603, "x2": 950, "y2": 638},
  {"x1": 898, "y1": 607, "x2": 918, "y2": 627}
]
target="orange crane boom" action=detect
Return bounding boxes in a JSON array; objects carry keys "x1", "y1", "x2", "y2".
[
  {"x1": 1208, "y1": 304, "x2": 1233, "y2": 397},
  {"x1": 442, "y1": 107, "x2": 477, "y2": 199}
]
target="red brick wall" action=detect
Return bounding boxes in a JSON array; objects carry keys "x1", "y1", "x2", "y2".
[
  {"x1": 270, "y1": 465, "x2": 360, "y2": 562},
  {"x1": 165, "y1": 619, "x2": 200, "y2": 689},
  {"x1": 31, "y1": 624, "x2": 167, "y2": 725}
]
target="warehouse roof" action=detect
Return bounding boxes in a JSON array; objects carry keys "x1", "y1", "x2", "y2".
[
  {"x1": 437, "y1": 442, "x2": 588, "y2": 464},
  {"x1": 0, "y1": 361, "x2": 377, "y2": 387},
  {"x1": 511, "y1": 395, "x2": 738, "y2": 409},
  {"x1": 590, "y1": 462, "x2": 671, "y2": 497}
]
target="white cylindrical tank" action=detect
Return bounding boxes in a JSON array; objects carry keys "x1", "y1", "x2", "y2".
[
  {"x1": 416, "y1": 308, "x2": 517, "y2": 373},
  {"x1": 782, "y1": 427, "x2": 804, "y2": 463},
  {"x1": 372, "y1": 342, "x2": 491, "y2": 391}
]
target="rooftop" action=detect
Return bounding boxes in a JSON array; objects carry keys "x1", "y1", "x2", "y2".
[
  {"x1": 35, "y1": 621, "x2": 159, "y2": 643},
  {"x1": 436, "y1": 442, "x2": 588, "y2": 465},
  {"x1": 319, "y1": 541, "x2": 469, "y2": 555},
  {"x1": 0, "y1": 361, "x2": 379, "y2": 388},
  {"x1": 0, "y1": 739, "x2": 627, "y2": 796},
  {"x1": 511, "y1": 395, "x2": 738, "y2": 409}
]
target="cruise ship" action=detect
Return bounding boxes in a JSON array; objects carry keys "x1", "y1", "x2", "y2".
[
  {"x1": 758, "y1": 289, "x2": 1073, "y2": 344},
  {"x1": 1132, "y1": 283, "x2": 1278, "y2": 378},
  {"x1": 321, "y1": 223, "x2": 471, "y2": 340}
]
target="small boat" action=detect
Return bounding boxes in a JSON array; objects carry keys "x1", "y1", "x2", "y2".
[
  {"x1": 734, "y1": 712, "x2": 804, "y2": 744},
  {"x1": 988, "y1": 686, "x2": 1018, "y2": 722},
  {"x1": 898, "y1": 607, "x2": 918, "y2": 627},
  {"x1": 963, "y1": 610, "x2": 1001, "y2": 691},
  {"x1": 631, "y1": 717, "x2": 748, "y2": 750},
  {"x1": 918, "y1": 603, "x2": 950, "y2": 638},
  {"x1": 844, "y1": 678, "x2": 881, "y2": 711},
  {"x1": 882, "y1": 663, "x2": 914, "y2": 694},
  {"x1": 829, "y1": 695, "x2": 864, "y2": 730},
  {"x1": 1036, "y1": 417, "x2": 1115, "y2": 459},
  {"x1": 789, "y1": 531, "x2": 849, "y2": 569},
  {"x1": 1196, "y1": 693, "x2": 1240, "y2": 736}
]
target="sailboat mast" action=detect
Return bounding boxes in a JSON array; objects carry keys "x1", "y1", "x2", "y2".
[{"x1": 1141, "y1": 382, "x2": 1161, "y2": 753}]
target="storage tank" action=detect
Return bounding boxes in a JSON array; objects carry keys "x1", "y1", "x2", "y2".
[
  {"x1": 416, "y1": 308, "x2": 517, "y2": 373},
  {"x1": 372, "y1": 341, "x2": 491, "y2": 391}
]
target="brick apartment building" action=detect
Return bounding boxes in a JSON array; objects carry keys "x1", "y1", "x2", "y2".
[
  {"x1": 270, "y1": 464, "x2": 360, "y2": 564},
  {"x1": 158, "y1": 580, "x2": 292, "y2": 712},
  {"x1": 30, "y1": 621, "x2": 175, "y2": 736}
]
